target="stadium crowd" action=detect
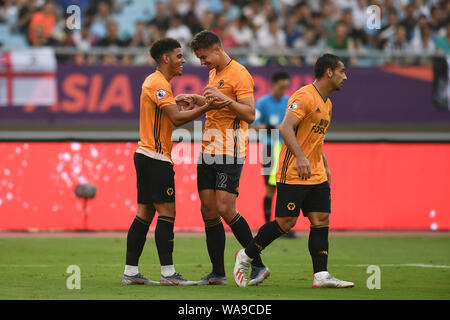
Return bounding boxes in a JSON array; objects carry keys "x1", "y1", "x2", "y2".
[{"x1": 0, "y1": 0, "x2": 449, "y2": 66}]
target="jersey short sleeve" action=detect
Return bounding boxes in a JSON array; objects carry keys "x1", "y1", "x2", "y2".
[
  {"x1": 145, "y1": 78, "x2": 176, "y2": 109},
  {"x1": 286, "y1": 91, "x2": 314, "y2": 120},
  {"x1": 234, "y1": 68, "x2": 254, "y2": 101}
]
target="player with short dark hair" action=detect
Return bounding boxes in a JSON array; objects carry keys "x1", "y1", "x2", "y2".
[
  {"x1": 122, "y1": 38, "x2": 219, "y2": 286},
  {"x1": 234, "y1": 53, "x2": 354, "y2": 288},
  {"x1": 252, "y1": 71, "x2": 296, "y2": 238},
  {"x1": 176, "y1": 30, "x2": 269, "y2": 286}
]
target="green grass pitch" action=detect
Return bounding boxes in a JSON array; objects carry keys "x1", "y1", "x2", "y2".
[{"x1": 0, "y1": 234, "x2": 449, "y2": 300}]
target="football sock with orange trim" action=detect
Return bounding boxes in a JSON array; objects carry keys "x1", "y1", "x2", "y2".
[
  {"x1": 204, "y1": 217, "x2": 226, "y2": 276},
  {"x1": 155, "y1": 216, "x2": 175, "y2": 266},
  {"x1": 308, "y1": 225, "x2": 329, "y2": 273},
  {"x1": 125, "y1": 215, "x2": 151, "y2": 267},
  {"x1": 228, "y1": 212, "x2": 265, "y2": 268},
  {"x1": 245, "y1": 220, "x2": 286, "y2": 259}
]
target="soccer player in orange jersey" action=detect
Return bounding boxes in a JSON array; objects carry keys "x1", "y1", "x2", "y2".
[
  {"x1": 122, "y1": 38, "x2": 219, "y2": 286},
  {"x1": 176, "y1": 31, "x2": 268, "y2": 286},
  {"x1": 234, "y1": 54, "x2": 354, "y2": 288}
]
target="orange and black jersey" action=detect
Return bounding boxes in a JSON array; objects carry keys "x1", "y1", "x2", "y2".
[
  {"x1": 136, "y1": 69, "x2": 176, "y2": 163},
  {"x1": 277, "y1": 84, "x2": 332, "y2": 185},
  {"x1": 202, "y1": 60, "x2": 254, "y2": 159}
]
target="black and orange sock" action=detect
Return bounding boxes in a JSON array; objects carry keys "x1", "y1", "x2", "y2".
[
  {"x1": 245, "y1": 220, "x2": 286, "y2": 259},
  {"x1": 228, "y1": 212, "x2": 265, "y2": 268},
  {"x1": 204, "y1": 217, "x2": 226, "y2": 276},
  {"x1": 308, "y1": 225, "x2": 329, "y2": 273},
  {"x1": 125, "y1": 215, "x2": 151, "y2": 266},
  {"x1": 155, "y1": 216, "x2": 175, "y2": 266}
]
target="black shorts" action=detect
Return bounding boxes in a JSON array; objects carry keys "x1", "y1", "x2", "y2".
[
  {"x1": 134, "y1": 152, "x2": 175, "y2": 204},
  {"x1": 197, "y1": 153, "x2": 244, "y2": 196},
  {"x1": 275, "y1": 181, "x2": 331, "y2": 217}
]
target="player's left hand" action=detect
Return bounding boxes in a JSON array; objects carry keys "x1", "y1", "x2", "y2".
[
  {"x1": 203, "y1": 86, "x2": 230, "y2": 106},
  {"x1": 206, "y1": 98, "x2": 229, "y2": 110},
  {"x1": 326, "y1": 169, "x2": 331, "y2": 186}
]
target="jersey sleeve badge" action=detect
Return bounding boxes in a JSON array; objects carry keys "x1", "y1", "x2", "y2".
[
  {"x1": 156, "y1": 89, "x2": 167, "y2": 100},
  {"x1": 288, "y1": 101, "x2": 298, "y2": 110}
]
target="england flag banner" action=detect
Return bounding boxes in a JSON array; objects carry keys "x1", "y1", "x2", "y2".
[{"x1": 0, "y1": 47, "x2": 57, "y2": 107}]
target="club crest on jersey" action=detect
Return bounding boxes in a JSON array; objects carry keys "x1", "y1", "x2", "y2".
[
  {"x1": 218, "y1": 80, "x2": 224, "y2": 88},
  {"x1": 288, "y1": 102, "x2": 298, "y2": 110},
  {"x1": 156, "y1": 89, "x2": 167, "y2": 100}
]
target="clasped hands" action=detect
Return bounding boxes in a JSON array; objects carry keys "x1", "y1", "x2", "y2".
[{"x1": 175, "y1": 86, "x2": 232, "y2": 111}]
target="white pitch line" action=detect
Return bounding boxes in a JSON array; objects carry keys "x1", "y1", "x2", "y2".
[{"x1": 345, "y1": 264, "x2": 450, "y2": 269}]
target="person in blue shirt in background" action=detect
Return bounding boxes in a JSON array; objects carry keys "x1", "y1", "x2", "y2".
[{"x1": 252, "y1": 71, "x2": 296, "y2": 238}]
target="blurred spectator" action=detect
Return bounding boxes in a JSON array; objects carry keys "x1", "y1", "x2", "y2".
[
  {"x1": 336, "y1": 0, "x2": 356, "y2": 12},
  {"x1": 89, "y1": 1, "x2": 110, "y2": 39},
  {"x1": 222, "y1": 0, "x2": 240, "y2": 22},
  {"x1": 284, "y1": 14, "x2": 302, "y2": 48},
  {"x1": 97, "y1": 20, "x2": 128, "y2": 47},
  {"x1": 326, "y1": 20, "x2": 356, "y2": 65},
  {"x1": 17, "y1": 0, "x2": 38, "y2": 35},
  {"x1": 257, "y1": 15, "x2": 287, "y2": 66},
  {"x1": 295, "y1": 1, "x2": 312, "y2": 30},
  {"x1": 212, "y1": 13, "x2": 236, "y2": 50},
  {"x1": 73, "y1": 24, "x2": 95, "y2": 51},
  {"x1": 30, "y1": 23, "x2": 57, "y2": 46},
  {"x1": 320, "y1": 0, "x2": 338, "y2": 39},
  {"x1": 0, "y1": 0, "x2": 19, "y2": 28},
  {"x1": 410, "y1": 22, "x2": 436, "y2": 65},
  {"x1": 342, "y1": 9, "x2": 366, "y2": 49},
  {"x1": 256, "y1": 15, "x2": 286, "y2": 50},
  {"x1": 352, "y1": 0, "x2": 368, "y2": 31},
  {"x1": 410, "y1": 14, "x2": 429, "y2": 45},
  {"x1": 149, "y1": 1, "x2": 170, "y2": 34},
  {"x1": 308, "y1": 12, "x2": 326, "y2": 42},
  {"x1": 293, "y1": 26, "x2": 326, "y2": 65},
  {"x1": 165, "y1": 14, "x2": 192, "y2": 47},
  {"x1": 400, "y1": 3, "x2": 417, "y2": 41},
  {"x1": 435, "y1": 20, "x2": 450, "y2": 53},
  {"x1": 375, "y1": 10, "x2": 399, "y2": 49},
  {"x1": 414, "y1": 0, "x2": 431, "y2": 20},
  {"x1": 199, "y1": 0, "x2": 222, "y2": 14},
  {"x1": 170, "y1": 0, "x2": 208, "y2": 20},
  {"x1": 429, "y1": 6, "x2": 444, "y2": 33},
  {"x1": 200, "y1": 11, "x2": 215, "y2": 30},
  {"x1": 184, "y1": 10, "x2": 203, "y2": 36},
  {"x1": 28, "y1": 1, "x2": 58, "y2": 45},
  {"x1": 229, "y1": 15, "x2": 254, "y2": 48},
  {"x1": 129, "y1": 21, "x2": 152, "y2": 48},
  {"x1": 384, "y1": 25, "x2": 411, "y2": 65}
]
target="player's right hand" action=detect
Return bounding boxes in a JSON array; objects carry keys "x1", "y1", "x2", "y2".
[
  {"x1": 296, "y1": 156, "x2": 311, "y2": 180},
  {"x1": 175, "y1": 94, "x2": 195, "y2": 111}
]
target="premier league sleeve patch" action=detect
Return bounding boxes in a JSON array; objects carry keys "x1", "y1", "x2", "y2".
[
  {"x1": 288, "y1": 101, "x2": 298, "y2": 110},
  {"x1": 156, "y1": 89, "x2": 167, "y2": 100}
]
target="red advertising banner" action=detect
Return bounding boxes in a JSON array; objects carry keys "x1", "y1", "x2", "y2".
[{"x1": 0, "y1": 142, "x2": 448, "y2": 231}]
